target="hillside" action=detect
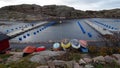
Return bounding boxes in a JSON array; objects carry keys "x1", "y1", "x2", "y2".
[{"x1": 0, "y1": 4, "x2": 120, "y2": 21}]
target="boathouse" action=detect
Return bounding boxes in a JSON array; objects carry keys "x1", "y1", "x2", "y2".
[{"x1": 0, "y1": 32, "x2": 10, "y2": 53}]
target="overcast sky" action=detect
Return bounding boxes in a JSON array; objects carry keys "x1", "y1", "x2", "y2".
[{"x1": 0, "y1": 0, "x2": 120, "y2": 10}]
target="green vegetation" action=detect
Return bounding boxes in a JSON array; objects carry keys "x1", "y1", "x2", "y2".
[
  {"x1": 94, "y1": 62, "x2": 120, "y2": 68},
  {"x1": 56, "y1": 50, "x2": 83, "y2": 61},
  {"x1": 0, "y1": 54, "x2": 13, "y2": 59},
  {"x1": 88, "y1": 46, "x2": 120, "y2": 56}
]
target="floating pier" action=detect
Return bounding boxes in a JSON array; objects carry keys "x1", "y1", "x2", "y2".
[
  {"x1": 84, "y1": 20, "x2": 113, "y2": 35},
  {"x1": 7, "y1": 21, "x2": 49, "y2": 39}
]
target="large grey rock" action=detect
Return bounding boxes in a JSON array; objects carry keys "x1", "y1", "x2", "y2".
[
  {"x1": 112, "y1": 54, "x2": 120, "y2": 60},
  {"x1": 30, "y1": 51, "x2": 65, "y2": 64},
  {"x1": 104, "y1": 55, "x2": 116, "y2": 63},
  {"x1": 30, "y1": 55, "x2": 49, "y2": 64},
  {"x1": 34, "y1": 51, "x2": 65, "y2": 57},
  {"x1": 53, "y1": 60, "x2": 66, "y2": 68},
  {"x1": 93, "y1": 56, "x2": 105, "y2": 63},
  {"x1": 83, "y1": 58, "x2": 92, "y2": 63}
]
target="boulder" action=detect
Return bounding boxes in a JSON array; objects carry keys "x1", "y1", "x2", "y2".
[
  {"x1": 34, "y1": 51, "x2": 65, "y2": 57},
  {"x1": 112, "y1": 54, "x2": 120, "y2": 60},
  {"x1": 83, "y1": 58, "x2": 92, "y2": 63},
  {"x1": 53, "y1": 60, "x2": 66, "y2": 67},
  {"x1": 30, "y1": 51, "x2": 65, "y2": 64},
  {"x1": 30, "y1": 55, "x2": 49, "y2": 64},
  {"x1": 93, "y1": 56, "x2": 105, "y2": 63},
  {"x1": 104, "y1": 55, "x2": 116, "y2": 63}
]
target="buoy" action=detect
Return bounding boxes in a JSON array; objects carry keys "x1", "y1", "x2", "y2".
[
  {"x1": 6, "y1": 30, "x2": 9, "y2": 32},
  {"x1": 111, "y1": 27, "x2": 114, "y2": 29},
  {"x1": 19, "y1": 38, "x2": 22, "y2": 41},
  {"x1": 23, "y1": 35, "x2": 26, "y2": 38},
  {"x1": 11, "y1": 29, "x2": 14, "y2": 31},
  {"x1": 37, "y1": 31, "x2": 39, "y2": 33},
  {"x1": 88, "y1": 33, "x2": 92, "y2": 37},
  {"x1": 41, "y1": 28, "x2": 44, "y2": 30},
  {"x1": 39, "y1": 29, "x2": 41, "y2": 31},
  {"x1": 27, "y1": 34, "x2": 30, "y2": 36},
  {"x1": 33, "y1": 32, "x2": 36, "y2": 35}
]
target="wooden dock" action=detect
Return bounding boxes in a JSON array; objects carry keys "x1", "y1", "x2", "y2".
[{"x1": 84, "y1": 20, "x2": 113, "y2": 35}]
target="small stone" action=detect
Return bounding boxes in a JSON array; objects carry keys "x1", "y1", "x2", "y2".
[
  {"x1": 93, "y1": 56, "x2": 105, "y2": 63},
  {"x1": 83, "y1": 58, "x2": 92, "y2": 63},
  {"x1": 104, "y1": 55, "x2": 116, "y2": 63},
  {"x1": 36, "y1": 66, "x2": 48, "y2": 68},
  {"x1": 79, "y1": 59, "x2": 86, "y2": 65},
  {"x1": 84, "y1": 64, "x2": 94, "y2": 68}
]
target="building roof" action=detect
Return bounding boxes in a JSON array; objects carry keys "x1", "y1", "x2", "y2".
[{"x1": 0, "y1": 32, "x2": 9, "y2": 41}]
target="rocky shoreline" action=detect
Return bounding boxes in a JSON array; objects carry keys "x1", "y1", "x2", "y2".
[
  {"x1": 1, "y1": 50, "x2": 120, "y2": 68},
  {"x1": 0, "y1": 4, "x2": 120, "y2": 22}
]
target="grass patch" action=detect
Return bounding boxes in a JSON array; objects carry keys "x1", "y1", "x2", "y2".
[
  {"x1": 0, "y1": 54, "x2": 13, "y2": 59},
  {"x1": 88, "y1": 46, "x2": 120, "y2": 57},
  {"x1": 94, "y1": 62, "x2": 120, "y2": 68},
  {"x1": 56, "y1": 51, "x2": 82, "y2": 61}
]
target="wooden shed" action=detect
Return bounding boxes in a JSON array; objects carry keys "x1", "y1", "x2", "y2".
[{"x1": 0, "y1": 32, "x2": 10, "y2": 53}]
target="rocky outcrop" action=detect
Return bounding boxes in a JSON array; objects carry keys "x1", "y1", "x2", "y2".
[{"x1": 0, "y1": 4, "x2": 119, "y2": 21}]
